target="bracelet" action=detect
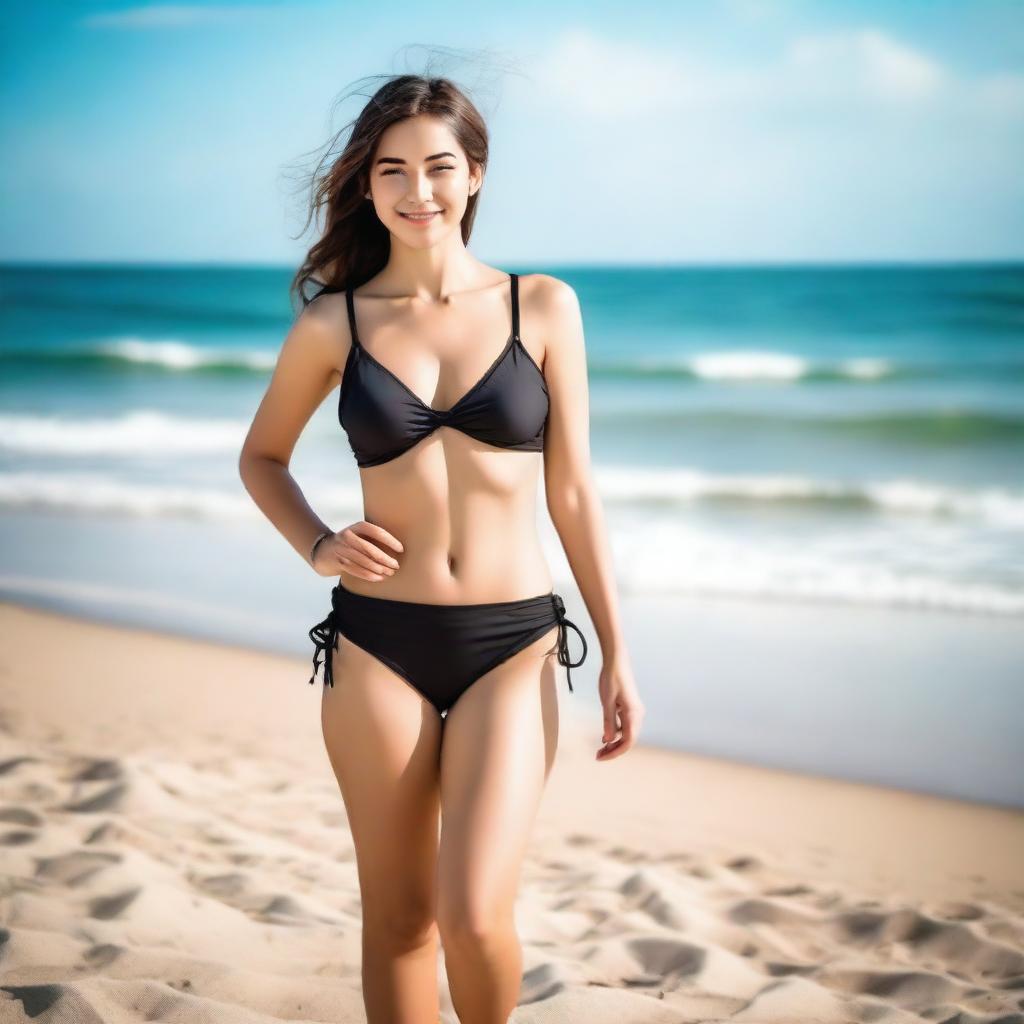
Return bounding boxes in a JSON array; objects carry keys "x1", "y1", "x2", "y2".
[{"x1": 309, "y1": 530, "x2": 332, "y2": 566}]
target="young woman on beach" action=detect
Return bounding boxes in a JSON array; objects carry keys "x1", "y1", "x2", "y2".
[{"x1": 239, "y1": 73, "x2": 644, "y2": 1023}]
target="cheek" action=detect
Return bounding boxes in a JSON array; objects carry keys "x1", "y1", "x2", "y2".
[{"x1": 435, "y1": 181, "x2": 468, "y2": 210}]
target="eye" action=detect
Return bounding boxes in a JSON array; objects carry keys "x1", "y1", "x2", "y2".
[{"x1": 381, "y1": 165, "x2": 456, "y2": 176}]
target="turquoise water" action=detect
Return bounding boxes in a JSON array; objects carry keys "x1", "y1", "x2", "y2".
[{"x1": 2, "y1": 262, "x2": 1022, "y2": 617}]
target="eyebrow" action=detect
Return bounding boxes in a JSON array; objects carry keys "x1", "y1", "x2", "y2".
[{"x1": 375, "y1": 151, "x2": 457, "y2": 166}]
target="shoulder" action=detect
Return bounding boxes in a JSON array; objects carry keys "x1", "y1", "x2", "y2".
[
  {"x1": 519, "y1": 272, "x2": 579, "y2": 313},
  {"x1": 283, "y1": 289, "x2": 353, "y2": 372},
  {"x1": 518, "y1": 273, "x2": 583, "y2": 347},
  {"x1": 298, "y1": 288, "x2": 351, "y2": 339}
]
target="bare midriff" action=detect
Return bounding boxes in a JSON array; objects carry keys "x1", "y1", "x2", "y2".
[{"x1": 341, "y1": 429, "x2": 552, "y2": 605}]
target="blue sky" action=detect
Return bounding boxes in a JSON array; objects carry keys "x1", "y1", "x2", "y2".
[{"x1": 2, "y1": 0, "x2": 1022, "y2": 264}]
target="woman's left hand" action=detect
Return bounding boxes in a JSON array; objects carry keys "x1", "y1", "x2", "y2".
[{"x1": 595, "y1": 655, "x2": 645, "y2": 761}]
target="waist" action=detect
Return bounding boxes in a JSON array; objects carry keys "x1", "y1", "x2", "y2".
[{"x1": 339, "y1": 541, "x2": 553, "y2": 604}]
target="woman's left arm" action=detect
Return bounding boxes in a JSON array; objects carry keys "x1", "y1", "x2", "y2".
[{"x1": 533, "y1": 274, "x2": 646, "y2": 761}]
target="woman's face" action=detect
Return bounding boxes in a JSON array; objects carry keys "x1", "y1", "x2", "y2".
[{"x1": 366, "y1": 114, "x2": 481, "y2": 247}]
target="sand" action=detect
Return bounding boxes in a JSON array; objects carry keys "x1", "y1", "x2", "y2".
[{"x1": 1, "y1": 599, "x2": 1023, "y2": 1023}]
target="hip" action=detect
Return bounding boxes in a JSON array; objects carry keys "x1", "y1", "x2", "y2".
[{"x1": 307, "y1": 578, "x2": 589, "y2": 699}]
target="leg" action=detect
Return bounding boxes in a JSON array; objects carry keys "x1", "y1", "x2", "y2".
[
  {"x1": 320, "y1": 634, "x2": 445, "y2": 1024},
  {"x1": 436, "y1": 626, "x2": 561, "y2": 1023}
]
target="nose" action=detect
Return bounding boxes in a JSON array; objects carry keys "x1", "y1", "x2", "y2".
[{"x1": 407, "y1": 171, "x2": 434, "y2": 201}]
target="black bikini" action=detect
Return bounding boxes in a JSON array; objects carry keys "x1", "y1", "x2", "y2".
[
  {"x1": 307, "y1": 273, "x2": 587, "y2": 718},
  {"x1": 338, "y1": 272, "x2": 549, "y2": 468}
]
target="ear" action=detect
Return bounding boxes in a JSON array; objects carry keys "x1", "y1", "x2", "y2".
[{"x1": 468, "y1": 160, "x2": 484, "y2": 196}]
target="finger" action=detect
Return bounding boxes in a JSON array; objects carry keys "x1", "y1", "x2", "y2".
[
  {"x1": 354, "y1": 521, "x2": 405, "y2": 557},
  {"x1": 609, "y1": 722, "x2": 640, "y2": 757},
  {"x1": 346, "y1": 531, "x2": 400, "y2": 570},
  {"x1": 602, "y1": 709, "x2": 619, "y2": 743},
  {"x1": 338, "y1": 557, "x2": 387, "y2": 582},
  {"x1": 365, "y1": 544, "x2": 401, "y2": 569},
  {"x1": 601, "y1": 733, "x2": 630, "y2": 754},
  {"x1": 340, "y1": 545, "x2": 396, "y2": 575}
]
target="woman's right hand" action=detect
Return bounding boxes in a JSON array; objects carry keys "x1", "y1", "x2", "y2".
[{"x1": 312, "y1": 521, "x2": 404, "y2": 580}]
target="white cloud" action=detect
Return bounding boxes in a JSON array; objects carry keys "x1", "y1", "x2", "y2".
[
  {"x1": 785, "y1": 28, "x2": 944, "y2": 102},
  {"x1": 532, "y1": 30, "x2": 691, "y2": 118},
  {"x1": 533, "y1": 26, "x2": 1023, "y2": 119}
]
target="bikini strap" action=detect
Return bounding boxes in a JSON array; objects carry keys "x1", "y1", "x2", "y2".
[
  {"x1": 510, "y1": 273, "x2": 520, "y2": 341},
  {"x1": 345, "y1": 287, "x2": 361, "y2": 349},
  {"x1": 308, "y1": 281, "x2": 344, "y2": 306}
]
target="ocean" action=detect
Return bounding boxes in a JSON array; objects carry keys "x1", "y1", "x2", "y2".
[{"x1": 2, "y1": 262, "x2": 1022, "y2": 803}]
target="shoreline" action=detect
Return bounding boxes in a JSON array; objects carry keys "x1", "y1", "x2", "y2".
[
  {"x1": 4, "y1": 585, "x2": 1024, "y2": 808},
  {"x1": 2, "y1": 598, "x2": 1021, "y2": 900}
]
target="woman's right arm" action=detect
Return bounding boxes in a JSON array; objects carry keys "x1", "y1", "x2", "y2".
[{"x1": 237, "y1": 295, "x2": 402, "y2": 579}]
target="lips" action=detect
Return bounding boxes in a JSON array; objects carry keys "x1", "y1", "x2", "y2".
[{"x1": 400, "y1": 211, "x2": 441, "y2": 221}]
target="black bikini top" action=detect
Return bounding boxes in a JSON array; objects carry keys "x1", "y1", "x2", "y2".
[{"x1": 336, "y1": 273, "x2": 549, "y2": 468}]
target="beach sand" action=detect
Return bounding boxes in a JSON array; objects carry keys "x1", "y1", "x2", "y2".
[{"x1": 1, "y1": 599, "x2": 1022, "y2": 1023}]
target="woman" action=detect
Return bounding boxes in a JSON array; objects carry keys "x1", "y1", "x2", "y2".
[{"x1": 239, "y1": 74, "x2": 644, "y2": 1023}]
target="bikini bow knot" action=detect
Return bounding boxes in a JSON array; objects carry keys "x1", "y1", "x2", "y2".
[
  {"x1": 308, "y1": 587, "x2": 341, "y2": 688},
  {"x1": 551, "y1": 593, "x2": 588, "y2": 693}
]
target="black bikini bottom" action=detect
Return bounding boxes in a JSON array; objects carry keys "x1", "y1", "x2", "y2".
[{"x1": 307, "y1": 581, "x2": 588, "y2": 717}]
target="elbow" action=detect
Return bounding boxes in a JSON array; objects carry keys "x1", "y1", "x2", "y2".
[
  {"x1": 238, "y1": 446, "x2": 267, "y2": 488},
  {"x1": 239, "y1": 448, "x2": 287, "y2": 484},
  {"x1": 545, "y1": 477, "x2": 594, "y2": 521}
]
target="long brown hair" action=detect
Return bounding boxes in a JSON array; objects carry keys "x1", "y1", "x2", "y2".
[{"x1": 289, "y1": 74, "x2": 490, "y2": 313}]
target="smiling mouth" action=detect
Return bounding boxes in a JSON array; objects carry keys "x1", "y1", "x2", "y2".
[{"x1": 400, "y1": 211, "x2": 442, "y2": 220}]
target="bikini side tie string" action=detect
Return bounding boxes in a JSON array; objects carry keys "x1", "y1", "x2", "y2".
[
  {"x1": 308, "y1": 587, "x2": 341, "y2": 688},
  {"x1": 551, "y1": 593, "x2": 588, "y2": 693}
]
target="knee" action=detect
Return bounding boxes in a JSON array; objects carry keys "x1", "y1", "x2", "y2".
[
  {"x1": 437, "y1": 898, "x2": 515, "y2": 951},
  {"x1": 364, "y1": 900, "x2": 438, "y2": 952}
]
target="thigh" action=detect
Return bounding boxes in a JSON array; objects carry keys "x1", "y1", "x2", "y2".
[
  {"x1": 436, "y1": 626, "x2": 561, "y2": 930},
  {"x1": 321, "y1": 635, "x2": 444, "y2": 931}
]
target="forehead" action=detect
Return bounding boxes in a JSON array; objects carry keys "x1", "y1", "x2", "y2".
[{"x1": 375, "y1": 115, "x2": 462, "y2": 159}]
